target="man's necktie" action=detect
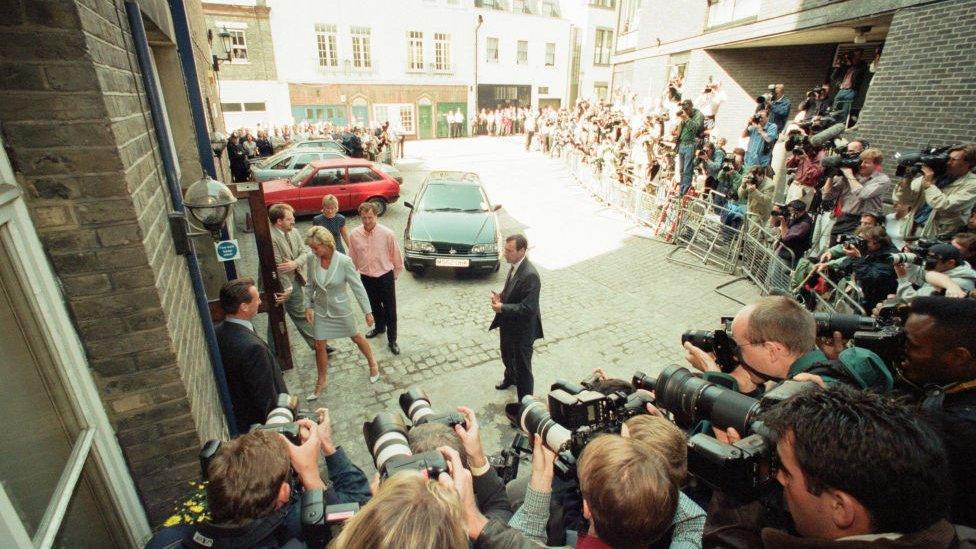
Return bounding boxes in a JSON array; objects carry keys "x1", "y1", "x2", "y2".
[{"x1": 501, "y1": 265, "x2": 515, "y2": 299}]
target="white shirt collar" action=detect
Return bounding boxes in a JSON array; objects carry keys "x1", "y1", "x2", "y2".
[
  {"x1": 510, "y1": 256, "x2": 525, "y2": 275},
  {"x1": 225, "y1": 316, "x2": 254, "y2": 332}
]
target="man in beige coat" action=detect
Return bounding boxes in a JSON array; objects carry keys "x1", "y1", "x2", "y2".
[
  {"x1": 268, "y1": 203, "x2": 327, "y2": 353},
  {"x1": 893, "y1": 144, "x2": 976, "y2": 237}
]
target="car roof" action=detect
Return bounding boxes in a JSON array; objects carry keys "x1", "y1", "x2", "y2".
[
  {"x1": 423, "y1": 171, "x2": 482, "y2": 186},
  {"x1": 309, "y1": 159, "x2": 372, "y2": 168}
]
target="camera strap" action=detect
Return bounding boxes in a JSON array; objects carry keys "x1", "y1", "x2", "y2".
[{"x1": 182, "y1": 506, "x2": 292, "y2": 549}]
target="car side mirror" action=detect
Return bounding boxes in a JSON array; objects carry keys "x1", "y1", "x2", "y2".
[
  {"x1": 492, "y1": 204, "x2": 502, "y2": 212},
  {"x1": 404, "y1": 201, "x2": 413, "y2": 209}
]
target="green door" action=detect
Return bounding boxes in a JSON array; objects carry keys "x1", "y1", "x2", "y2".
[
  {"x1": 418, "y1": 105, "x2": 433, "y2": 139},
  {"x1": 436, "y1": 102, "x2": 467, "y2": 138}
]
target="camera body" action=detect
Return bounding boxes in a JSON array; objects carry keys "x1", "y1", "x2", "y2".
[
  {"x1": 251, "y1": 393, "x2": 318, "y2": 444},
  {"x1": 681, "y1": 318, "x2": 738, "y2": 373},
  {"x1": 837, "y1": 233, "x2": 868, "y2": 254},
  {"x1": 820, "y1": 153, "x2": 862, "y2": 177},
  {"x1": 894, "y1": 146, "x2": 951, "y2": 178},
  {"x1": 755, "y1": 84, "x2": 776, "y2": 105},
  {"x1": 812, "y1": 304, "x2": 909, "y2": 372}
]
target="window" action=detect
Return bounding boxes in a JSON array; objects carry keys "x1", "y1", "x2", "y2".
[
  {"x1": 407, "y1": 31, "x2": 424, "y2": 71},
  {"x1": 315, "y1": 24, "x2": 338, "y2": 67},
  {"x1": 594, "y1": 82, "x2": 608, "y2": 100},
  {"x1": 706, "y1": 0, "x2": 759, "y2": 28},
  {"x1": 348, "y1": 167, "x2": 383, "y2": 183},
  {"x1": 271, "y1": 156, "x2": 292, "y2": 170},
  {"x1": 293, "y1": 153, "x2": 318, "y2": 169},
  {"x1": 398, "y1": 105, "x2": 414, "y2": 134},
  {"x1": 540, "y1": 1, "x2": 559, "y2": 16},
  {"x1": 545, "y1": 42, "x2": 555, "y2": 66},
  {"x1": 434, "y1": 33, "x2": 451, "y2": 71},
  {"x1": 513, "y1": 0, "x2": 529, "y2": 13},
  {"x1": 538, "y1": 86, "x2": 549, "y2": 94},
  {"x1": 351, "y1": 26, "x2": 372, "y2": 68},
  {"x1": 589, "y1": 0, "x2": 615, "y2": 7},
  {"x1": 620, "y1": 0, "x2": 642, "y2": 33},
  {"x1": 593, "y1": 28, "x2": 613, "y2": 65},
  {"x1": 310, "y1": 169, "x2": 344, "y2": 187},
  {"x1": 487, "y1": 37, "x2": 499, "y2": 63},
  {"x1": 220, "y1": 102, "x2": 242, "y2": 112},
  {"x1": 517, "y1": 40, "x2": 528, "y2": 64},
  {"x1": 228, "y1": 29, "x2": 248, "y2": 62},
  {"x1": 243, "y1": 102, "x2": 265, "y2": 112},
  {"x1": 373, "y1": 103, "x2": 416, "y2": 134}
]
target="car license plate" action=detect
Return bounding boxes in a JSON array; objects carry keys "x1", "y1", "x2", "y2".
[{"x1": 435, "y1": 258, "x2": 470, "y2": 268}]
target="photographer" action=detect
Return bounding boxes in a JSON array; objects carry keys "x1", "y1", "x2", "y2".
[
  {"x1": 823, "y1": 148, "x2": 891, "y2": 245},
  {"x1": 457, "y1": 435, "x2": 678, "y2": 549},
  {"x1": 830, "y1": 49, "x2": 868, "y2": 122},
  {"x1": 703, "y1": 385, "x2": 974, "y2": 548},
  {"x1": 685, "y1": 297, "x2": 892, "y2": 404},
  {"x1": 772, "y1": 200, "x2": 814, "y2": 268},
  {"x1": 816, "y1": 225, "x2": 898, "y2": 311},
  {"x1": 406, "y1": 407, "x2": 514, "y2": 523},
  {"x1": 146, "y1": 411, "x2": 371, "y2": 549},
  {"x1": 716, "y1": 148, "x2": 746, "y2": 201},
  {"x1": 784, "y1": 140, "x2": 824, "y2": 209},
  {"x1": 766, "y1": 84, "x2": 791, "y2": 133},
  {"x1": 900, "y1": 297, "x2": 976, "y2": 528},
  {"x1": 742, "y1": 110, "x2": 778, "y2": 169},
  {"x1": 895, "y1": 243, "x2": 976, "y2": 299},
  {"x1": 738, "y1": 166, "x2": 776, "y2": 220},
  {"x1": 698, "y1": 140, "x2": 727, "y2": 179},
  {"x1": 676, "y1": 99, "x2": 705, "y2": 196},
  {"x1": 894, "y1": 144, "x2": 976, "y2": 237}
]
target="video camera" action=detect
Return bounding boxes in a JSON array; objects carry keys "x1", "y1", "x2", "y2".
[
  {"x1": 755, "y1": 84, "x2": 776, "y2": 106},
  {"x1": 632, "y1": 366, "x2": 812, "y2": 500},
  {"x1": 362, "y1": 387, "x2": 464, "y2": 481},
  {"x1": 517, "y1": 378, "x2": 652, "y2": 477},
  {"x1": 820, "y1": 153, "x2": 862, "y2": 177},
  {"x1": 894, "y1": 146, "x2": 952, "y2": 179}
]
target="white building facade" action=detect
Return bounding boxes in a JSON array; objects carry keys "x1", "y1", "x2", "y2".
[{"x1": 561, "y1": 0, "x2": 618, "y2": 104}]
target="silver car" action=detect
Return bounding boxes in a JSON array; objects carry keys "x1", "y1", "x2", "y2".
[{"x1": 250, "y1": 148, "x2": 402, "y2": 184}]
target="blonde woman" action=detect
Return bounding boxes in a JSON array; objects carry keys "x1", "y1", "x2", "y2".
[
  {"x1": 311, "y1": 195, "x2": 351, "y2": 254},
  {"x1": 329, "y1": 471, "x2": 467, "y2": 549},
  {"x1": 303, "y1": 226, "x2": 380, "y2": 400}
]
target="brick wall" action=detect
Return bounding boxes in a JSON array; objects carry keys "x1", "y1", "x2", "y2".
[
  {"x1": 289, "y1": 83, "x2": 468, "y2": 106},
  {"x1": 202, "y1": 2, "x2": 276, "y2": 81},
  {"x1": 0, "y1": 0, "x2": 227, "y2": 524},
  {"x1": 856, "y1": 0, "x2": 976, "y2": 173}
]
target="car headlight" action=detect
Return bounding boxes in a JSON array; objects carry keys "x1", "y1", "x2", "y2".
[
  {"x1": 405, "y1": 239, "x2": 436, "y2": 253},
  {"x1": 471, "y1": 242, "x2": 497, "y2": 254}
]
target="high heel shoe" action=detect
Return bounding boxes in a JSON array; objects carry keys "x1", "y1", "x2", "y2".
[{"x1": 368, "y1": 366, "x2": 380, "y2": 384}]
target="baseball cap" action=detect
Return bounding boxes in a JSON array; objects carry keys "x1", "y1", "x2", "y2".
[{"x1": 928, "y1": 243, "x2": 962, "y2": 262}]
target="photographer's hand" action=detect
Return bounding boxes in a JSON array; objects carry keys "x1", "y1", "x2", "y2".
[
  {"x1": 684, "y1": 341, "x2": 720, "y2": 373},
  {"x1": 528, "y1": 434, "x2": 556, "y2": 493},
  {"x1": 843, "y1": 245, "x2": 862, "y2": 259},
  {"x1": 437, "y1": 446, "x2": 486, "y2": 540},
  {"x1": 816, "y1": 331, "x2": 847, "y2": 361},
  {"x1": 454, "y1": 406, "x2": 487, "y2": 469},
  {"x1": 792, "y1": 372, "x2": 827, "y2": 389},
  {"x1": 285, "y1": 419, "x2": 326, "y2": 490},
  {"x1": 712, "y1": 426, "x2": 742, "y2": 445},
  {"x1": 921, "y1": 165, "x2": 936, "y2": 189},
  {"x1": 591, "y1": 367, "x2": 608, "y2": 382},
  {"x1": 314, "y1": 408, "x2": 337, "y2": 456}
]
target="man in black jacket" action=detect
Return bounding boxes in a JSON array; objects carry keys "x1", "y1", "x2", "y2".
[
  {"x1": 215, "y1": 277, "x2": 288, "y2": 435},
  {"x1": 490, "y1": 234, "x2": 544, "y2": 411}
]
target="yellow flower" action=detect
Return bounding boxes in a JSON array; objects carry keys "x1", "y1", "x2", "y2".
[
  {"x1": 163, "y1": 515, "x2": 181, "y2": 527},
  {"x1": 183, "y1": 514, "x2": 192, "y2": 523},
  {"x1": 189, "y1": 505, "x2": 204, "y2": 514},
  {"x1": 196, "y1": 516, "x2": 205, "y2": 523}
]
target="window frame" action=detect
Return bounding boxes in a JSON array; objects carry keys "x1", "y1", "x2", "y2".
[
  {"x1": 315, "y1": 24, "x2": 338, "y2": 68},
  {"x1": 347, "y1": 166, "x2": 384, "y2": 184},
  {"x1": 407, "y1": 30, "x2": 424, "y2": 71},
  {"x1": 351, "y1": 26, "x2": 372, "y2": 69},
  {"x1": 434, "y1": 32, "x2": 451, "y2": 72},
  {"x1": 228, "y1": 29, "x2": 248, "y2": 63},
  {"x1": 516, "y1": 40, "x2": 528, "y2": 65},
  {"x1": 593, "y1": 28, "x2": 613, "y2": 66},
  {"x1": 545, "y1": 42, "x2": 555, "y2": 66},
  {"x1": 705, "y1": 0, "x2": 759, "y2": 30},
  {"x1": 486, "y1": 37, "x2": 499, "y2": 63}
]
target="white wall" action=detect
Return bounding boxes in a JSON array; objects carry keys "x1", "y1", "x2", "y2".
[
  {"x1": 268, "y1": 0, "x2": 476, "y2": 87},
  {"x1": 475, "y1": 8, "x2": 571, "y2": 107},
  {"x1": 576, "y1": 6, "x2": 616, "y2": 100},
  {"x1": 217, "y1": 79, "x2": 292, "y2": 130}
]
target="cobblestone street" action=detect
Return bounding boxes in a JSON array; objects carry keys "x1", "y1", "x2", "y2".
[{"x1": 244, "y1": 136, "x2": 759, "y2": 472}]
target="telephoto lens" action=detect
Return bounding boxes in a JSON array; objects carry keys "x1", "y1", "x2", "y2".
[
  {"x1": 812, "y1": 312, "x2": 877, "y2": 338},
  {"x1": 888, "y1": 252, "x2": 923, "y2": 266},
  {"x1": 265, "y1": 393, "x2": 298, "y2": 425},
  {"x1": 363, "y1": 412, "x2": 412, "y2": 474},
  {"x1": 653, "y1": 365, "x2": 762, "y2": 435},
  {"x1": 399, "y1": 387, "x2": 434, "y2": 424},
  {"x1": 518, "y1": 396, "x2": 571, "y2": 454}
]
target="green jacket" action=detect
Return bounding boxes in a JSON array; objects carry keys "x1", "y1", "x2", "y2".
[
  {"x1": 678, "y1": 109, "x2": 705, "y2": 146},
  {"x1": 706, "y1": 348, "x2": 893, "y2": 393}
]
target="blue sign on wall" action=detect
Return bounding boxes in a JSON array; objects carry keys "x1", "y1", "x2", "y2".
[{"x1": 214, "y1": 239, "x2": 241, "y2": 262}]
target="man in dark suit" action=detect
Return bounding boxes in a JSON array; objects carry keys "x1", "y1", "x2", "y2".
[
  {"x1": 215, "y1": 277, "x2": 288, "y2": 435},
  {"x1": 489, "y1": 234, "x2": 543, "y2": 412}
]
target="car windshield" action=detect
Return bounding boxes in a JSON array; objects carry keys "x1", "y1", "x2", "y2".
[
  {"x1": 418, "y1": 184, "x2": 488, "y2": 212},
  {"x1": 257, "y1": 151, "x2": 287, "y2": 169},
  {"x1": 290, "y1": 164, "x2": 315, "y2": 185}
]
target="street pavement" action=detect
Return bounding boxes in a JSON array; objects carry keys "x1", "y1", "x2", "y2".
[{"x1": 241, "y1": 135, "x2": 759, "y2": 474}]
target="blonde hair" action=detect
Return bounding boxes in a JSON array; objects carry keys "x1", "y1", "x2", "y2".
[
  {"x1": 860, "y1": 148, "x2": 883, "y2": 166},
  {"x1": 304, "y1": 225, "x2": 336, "y2": 250},
  {"x1": 321, "y1": 195, "x2": 339, "y2": 209},
  {"x1": 623, "y1": 415, "x2": 688, "y2": 484},
  {"x1": 329, "y1": 471, "x2": 466, "y2": 549}
]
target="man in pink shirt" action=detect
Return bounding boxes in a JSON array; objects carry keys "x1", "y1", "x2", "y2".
[{"x1": 348, "y1": 202, "x2": 404, "y2": 354}]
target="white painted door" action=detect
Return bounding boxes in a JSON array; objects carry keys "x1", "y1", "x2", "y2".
[{"x1": 0, "y1": 137, "x2": 150, "y2": 547}]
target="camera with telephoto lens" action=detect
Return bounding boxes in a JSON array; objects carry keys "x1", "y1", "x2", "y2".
[
  {"x1": 755, "y1": 84, "x2": 775, "y2": 105},
  {"x1": 632, "y1": 366, "x2": 813, "y2": 501},
  {"x1": 250, "y1": 393, "x2": 318, "y2": 444},
  {"x1": 682, "y1": 318, "x2": 739, "y2": 373},
  {"x1": 517, "y1": 380, "x2": 652, "y2": 478},
  {"x1": 784, "y1": 130, "x2": 812, "y2": 155},
  {"x1": 363, "y1": 412, "x2": 448, "y2": 481},
  {"x1": 810, "y1": 304, "x2": 909, "y2": 373},
  {"x1": 894, "y1": 146, "x2": 952, "y2": 179},
  {"x1": 837, "y1": 232, "x2": 868, "y2": 254},
  {"x1": 398, "y1": 387, "x2": 467, "y2": 429}
]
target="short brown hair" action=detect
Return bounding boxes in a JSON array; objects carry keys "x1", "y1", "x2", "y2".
[
  {"x1": 949, "y1": 144, "x2": 976, "y2": 166},
  {"x1": 219, "y1": 277, "x2": 256, "y2": 314},
  {"x1": 358, "y1": 201, "x2": 378, "y2": 215},
  {"x1": 506, "y1": 234, "x2": 528, "y2": 251},
  {"x1": 860, "y1": 148, "x2": 883, "y2": 165},
  {"x1": 206, "y1": 430, "x2": 290, "y2": 525},
  {"x1": 407, "y1": 424, "x2": 467, "y2": 469},
  {"x1": 321, "y1": 194, "x2": 339, "y2": 209},
  {"x1": 624, "y1": 415, "x2": 688, "y2": 483},
  {"x1": 745, "y1": 296, "x2": 815, "y2": 355},
  {"x1": 858, "y1": 225, "x2": 891, "y2": 248},
  {"x1": 577, "y1": 435, "x2": 677, "y2": 548},
  {"x1": 331, "y1": 471, "x2": 467, "y2": 549},
  {"x1": 268, "y1": 203, "x2": 294, "y2": 224},
  {"x1": 952, "y1": 232, "x2": 976, "y2": 255}
]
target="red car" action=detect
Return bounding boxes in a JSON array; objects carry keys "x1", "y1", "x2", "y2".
[{"x1": 262, "y1": 159, "x2": 400, "y2": 216}]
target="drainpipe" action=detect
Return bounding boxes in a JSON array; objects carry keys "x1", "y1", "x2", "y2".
[
  {"x1": 125, "y1": 1, "x2": 239, "y2": 436},
  {"x1": 474, "y1": 14, "x2": 483, "y2": 131}
]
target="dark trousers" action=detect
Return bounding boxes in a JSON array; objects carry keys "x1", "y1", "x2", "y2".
[
  {"x1": 500, "y1": 334, "x2": 534, "y2": 402},
  {"x1": 525, "y1": 130, "x2": 535, "y2": 151},
  {"x1": 361, "y1": 270, "x2": 397, "y2": 343}
]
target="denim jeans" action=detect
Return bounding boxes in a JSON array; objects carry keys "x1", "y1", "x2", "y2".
[
  {"x1": 679, "y1": 143, "x2": 696, "y2": 195},
  {"x1": 832, "y1": 88, "x2": 856, "y2": 122}
]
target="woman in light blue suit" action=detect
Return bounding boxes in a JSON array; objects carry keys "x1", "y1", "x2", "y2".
[{"x1": 303, "y1": 226, "x2": 380, "y2": 400}]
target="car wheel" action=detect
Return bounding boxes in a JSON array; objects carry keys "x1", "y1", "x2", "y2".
[
  {"x1": 367, "y1": 197, "x2": 388, "y2": 216},
  {"x1": 410, "y1": 265, "x2": 426, "y2": 277}
]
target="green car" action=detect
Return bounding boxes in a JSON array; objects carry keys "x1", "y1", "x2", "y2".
[
  {"x1": 250, "y1": 147, "x2": 402, "y2": 184},
  {"x1": 403, "y1": 171, "x2": 502, "y2": 276}
]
